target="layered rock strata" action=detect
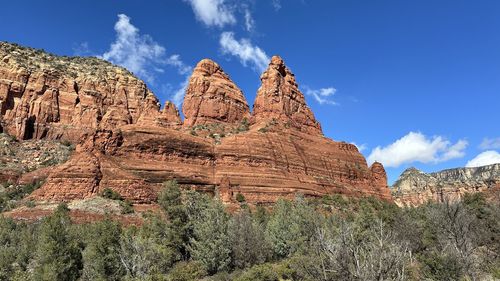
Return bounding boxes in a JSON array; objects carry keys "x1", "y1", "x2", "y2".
[
  {"x1": 0, "y1": 42, "x2": 181, "y2": 142},
  {"x1": 252, "y1": 56, "x2": 322, "y2": 135},
  {"x1": 392, "y1": 164, "x2": 500, "y2": 206},
  {"x1": 182, "y1": 59, "x2": 250, "y2": 127},
  {"x1": 0, "y1": 42, "x2": 392, "y2": 205}
]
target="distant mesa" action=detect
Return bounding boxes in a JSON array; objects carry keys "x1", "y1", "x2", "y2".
[{"x1": 392, "y1": 163, "x2": 500, "y2": 206}]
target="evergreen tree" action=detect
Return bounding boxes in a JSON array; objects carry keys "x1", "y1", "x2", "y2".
[
  {"x1": 81, "y1": 217, "x2": 124, "y2": 280},
  {"x1": 265, "y1": 199, "x2": 301, "y2": 259},
  {"x1": 34, "y1": 204, "x2": 82, "y2": 281},
  {"x1": 189, "y1": 198, "x2": 231, "y2": 274},
  {"x1": 158, "y1": 180, "x2": 189, "y2": 260}
]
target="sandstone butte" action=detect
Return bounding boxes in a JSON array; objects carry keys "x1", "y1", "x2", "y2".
[{"x1": 0, "y1": 42, "x2": 392, "y2": 207}]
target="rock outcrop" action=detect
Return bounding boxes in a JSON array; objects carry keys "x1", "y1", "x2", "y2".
[
  {"x1": 182, "y1": 59, "x2": 250, "y2": 127},
  {"x1": 392, "y1": 164, "x2": 500, "y2": 206},
  {"x1": 0, "y1": 42, "x2": 181, "y2": 142},
  {"x1": 0, "y1": 42, "x2": 392, "y2": 206},
  {"x1": 252, "y1": 56, "x2": 322, "y2": 135},
  {"x1": 30, "y1": 126, "x2": 392, "y2": 204}
]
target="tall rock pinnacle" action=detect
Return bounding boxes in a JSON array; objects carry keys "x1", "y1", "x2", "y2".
[
  {"x1": 182, "y1": 59, "x2": 250, "y2": 127},
  {"x1": 252, "y1": 56, "x2": 322, "y2": 135}
]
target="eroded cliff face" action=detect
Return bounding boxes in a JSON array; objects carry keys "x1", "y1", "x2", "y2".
[
  {"x1": 182, "y1": 59, "x2": 250, "y2": 127},
  {"x1": 1, "y1": 42, "x2": 391, "y2": 206},
  {"x1": 0, "y1": 42, "x2": 180, "y2": 142},
  {"x1": 392, "y1": 164, "x2": 500, "y2": 206},
  {"x1": 252, "y1": 56, "x2": 322, "y2": 135},
  {"x1": 30, "y1": 126, "x2": 392, "y2": 204}
]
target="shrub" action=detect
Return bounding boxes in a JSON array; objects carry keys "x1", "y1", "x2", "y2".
[
  {"x1": 234, "y1": 264, "x2": 279, "y2": 281},
  {"x1": 120, "y1": 200, "x2": 134, "y2": 214},
  {"x1": 25, "y1": 200, "x2": 35, "y2": 208},
  {"x1": 100, "y1": 188, "x2": 123, "y2": 201},
  {"x1": 60, "y1": 139, "x2": 73, "y2": 147},
  {"x1": 235, "y1": 193, "x2": 245, "y2": 203},
  {"x1": 167, "y1": 261, "x2": 206, "y2": 281}
]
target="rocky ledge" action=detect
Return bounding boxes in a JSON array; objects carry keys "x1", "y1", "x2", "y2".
[{"x1": 392, "y1": 164, "x2": 500, "y2": 206}]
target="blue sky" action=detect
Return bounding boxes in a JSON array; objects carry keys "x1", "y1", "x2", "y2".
[{"x1": 1, "y1": 0, "x2": 500, "y2": 184}]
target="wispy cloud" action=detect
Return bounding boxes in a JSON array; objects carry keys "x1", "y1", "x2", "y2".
[
  {"x1": 303, "y1": 86, "x2": 337, "y2": 105},
  {"x1": 271, "y1": 0, "x2": 281, "y2": 11},
  {"x1": 350, "y1": 142, "x2": 367, "y2": 152},
  {"x1": 244, "y1": 8, "x2": 255, "y2": 32},
  {"x1": 219, "y1": 32, "x2": 269, "y2": 72},
  {"x1": 367, "y1": 132, "x2": 468, "y2": 167},
  {"x1": 72, "y1": 42, "x2": 92, "y2": 56},
  {"x1": 184, "y1": 0, "x2": 236, "y2": 28},
  {"x1": 172, "y1": 76, "x2": 191, "y2": 107},
  {"x1": 479, "y1": 137, "x2": 500, "y2": 150},
  {"x1": 466, "y1": 150, "x2": 500, "y2": 167},
  {"x1": 99, "y1": 14, "x2": 191, "y2": 104}
]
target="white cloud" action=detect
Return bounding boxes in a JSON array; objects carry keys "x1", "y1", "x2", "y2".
[
  {"x1": 244, "y1": 8, "x2": 254, "y2": 32},
  {"x1": 479, "y1": 137, "x2": 500, "y2": 150},
  {"x1": 172, "y1": 76, "x2": 191, "y2": 107},
  {"x1": 101, "y1": 14, "x2": 190, "y2": 84},
  {"x1": 466, "y1": 151, "x2": 500, "y2": 167},
  {"x1": 303, "y1": 86, "x2": 337, "y2": 105},
  {"x1": 367, "y1": 132, "x2": 468, "y2": 168},
  {"x1": 440, "y1": 139, "x2": 468, "y2": 161},
  {"x1": 99, "y1": 14, "x2": 192, "y2": 106},
  {"x1": 73, "y1": 42, "x2": 92, "y2": 56},
  {"x1": 166, "y1": 54, "x2": 192, "y2": 75},
  {"x1": 272, "y1": 0, "x2": 281, "y2": 11},
  {"x1": 351, "y1": 142, "x2": 367, "y2": 152},
  {"x1": 184, "y1": 0, "x2": 236, "y2": 28},
  {"x1": 101, "y1": 14, "x2": 165, "y2": 83},
  {"x1": 219, "y1": 32, "x2": 269, "y2": 72}
]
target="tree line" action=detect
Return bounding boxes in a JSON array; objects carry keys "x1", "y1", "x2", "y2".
[{"x1": 0, "y1": 180, "x2": 499, "y2": 280}]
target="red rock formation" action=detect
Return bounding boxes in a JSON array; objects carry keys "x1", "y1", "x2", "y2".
[
  {"x1": 252, "y1": 56, "x2": 322, "y2": 135},
  {"x1": 0, "y1": 42, "x2": 391, "y2": 206},
  {"x1": 182, "y1": 59, "x2": 250, "y2": 127},
  {"x1": 0, "y1": 42, "x2": 180, "y2": 142},
  {"x1": 30, "y1": 125, "x2": 392, "y2": 204}
]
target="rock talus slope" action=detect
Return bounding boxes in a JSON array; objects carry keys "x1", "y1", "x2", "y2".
[
  {"x1": 392, "y1": 164, "x2": 500, "y2": 206},
  {"x1": 0, "y1": 42, "x2": 391, "y2": 205}
]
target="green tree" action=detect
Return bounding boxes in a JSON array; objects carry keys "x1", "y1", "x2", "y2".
[
  {"x1": 158, "y1": 180, "x2": 189, "y2": 260},
  {"x1": 265, "y1": 199, "x2": 301, "y2": 259},
  {"x1": 0, "y1": 217, "x2": 37, "y2": 279},
  {"x1": 119, "y1": 216, "x2": 178, "y2": 279},
  {"x1": 229, "y1": 209, "x2": 270, "y2": 269},
  {"x1": 81, "y1": 218, "x2": 124, "y2": 281},
  {"x1": 189, "y1": 198, "x2": 231, "y2": 274},
  {"x1": 34, "y1": 203, "x2": 83, "y2": 281},
  {"x1": 167, "y1": 261, "x2": 206, "y2": 281}
]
